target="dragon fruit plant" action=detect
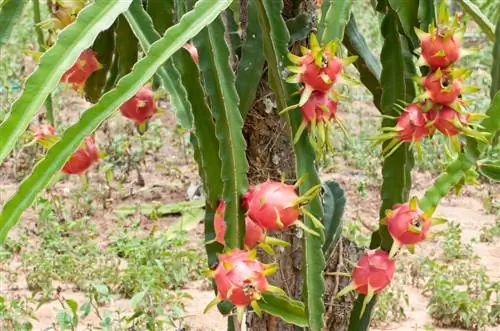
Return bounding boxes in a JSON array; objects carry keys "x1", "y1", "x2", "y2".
[{"x1": 0, "y1": 0, "x2": 497, "y2": 330}]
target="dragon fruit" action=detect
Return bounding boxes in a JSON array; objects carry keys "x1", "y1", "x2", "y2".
[
  {"x1": 62, "y1": 136, "x2": 99, "y2": 175},
  {"x1": 204, "y1": 249, "x2": 283, "y2": 320},
  {"x1": 335, "y1": 249, "x2": 395, "y2": 316},
  {"x1": 423, "y1": 69, "x2": 463, "y2": 105},
  {"x1": 119, "y1": 86, "x2": 157, "y2": 125},
  {"x1": 383, "y1": 197, "x2": 431, "y2": 256},
  {"x1": 419, "y1": 32, "x2": 461, "y2": 69},
  {"x1": 213, "y1": 200, "x2": 290, "y2": 253},
  {"x1": 61, "y1": 49, "x2": 102, "y2": 93},
  {"x1": 286, "y1": 34, "x2": 356, "y2": 105},
  {"x1": 372, "y1": 103, "x2": 433, "y2": 158},
  {"x1": 244, "y1": 180, "x2": 322, "y2": 234}
]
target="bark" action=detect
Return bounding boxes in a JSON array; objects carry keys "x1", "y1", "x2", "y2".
[{"x1": 244, "y1": 74, "x2": 362, "y2": 331}]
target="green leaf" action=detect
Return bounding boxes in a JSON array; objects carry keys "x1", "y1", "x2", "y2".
[
  {"x1": 130, "y1": 291, "x2": 146, "y2": 309},
  {"x1": 175, "y1": 49, "x2": 223, "y2": 266},
  {"x1": 0, "y1": 0, "x2": 25, "y2": 45},
  {"x1": 193, "y1": 15, "x2": 249, "y2": 248},
  {"x1": 256, "y1": 0, "x2": 325, "y2": 329},
  {"x1": 388, "y1": 0, "x2": 420, "y2": 48},
  {"x1": 350, "y1": 10, "x2": 415, "y2": 330},
  {"x1": 124, "y1": 1, "x2": 193, "y2": 129},
  {"x1": 0, "y1": 0, "x2": 133, "y2": 164},
  {"x1": 236, "y1": 0, "x2": 265, "y2": 118},
  {"x1": 146, "y1": 0, "x2": 175, "y2": 34},
  {"x1": 0, "y1": 0, "x2": 234, "y2": 243},
  {"x1": 477, "y1": 158, "x2": 500, "y2": 182},
  {"x1": 456, "y1": 0, "x2": 495, "y2": 41},
  {"x1": 165, "y1": 208, "x2": 205, "y2": 240},
  {"x1": 481, "y1": 91, "x2": 500, "y2": 141},
  {"x1": 85, "y1": 25, "x2": 116, "y2": 103},
  {"x1": 418, "y1": 0, "x2": 435, "y2": 30},
  {"x1": 116, "y1": 15, "x2": 138, "y2": 79},
  {"x1": 287, "y1": 13, "x2": 313, "y2": 44},
  {"x1": 343, "y1": 14, "x2": 382, "y2": 110},
  {"x1": 114, "y1": 200, "x2": 205, "y2": 217},
  {"x1": 419, "y1": 156, "x2": 471, "y2": 213},
  {"x1": 258, "y1": 292, "x2": 308, "y2": 327},
  {"x1": 319, "y1": 0, "x2": 353, "y2": 44},
  {"x1": 491, "y1": 21, "x2": 500, "y2": 99},
  {"x1": 322, "y1": 180, "x2": 346, "y2": 255}
]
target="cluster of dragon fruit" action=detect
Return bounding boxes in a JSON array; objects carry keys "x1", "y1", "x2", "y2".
[
  {"x1": 33, "y1": 0, "x2": 197, "y2": 176},
  {"x1": 31, "y1": 0, "x2": 490, "y2": 324}
]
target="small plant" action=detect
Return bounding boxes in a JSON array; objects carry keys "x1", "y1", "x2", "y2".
[{"x1": 442, "y1": 222, "x2": 475, "y2": 260}]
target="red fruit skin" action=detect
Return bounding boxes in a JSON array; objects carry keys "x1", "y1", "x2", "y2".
[
  {"x1": 386, "y1": 203, "x2": 431, "y2": 245},
  {"x1": 183, "y1": 43, "x2": 199, "y2": 64},
  {"x1": 246, "y1": 181, "x2": 300, "y2": 231},
  {"x1": 323, "y1": 57, "x2": 343, "y2": 84},
  {"x1": 214, "y1": 200, "x2": 265, "y2": 248},
  {"x1": 61, "y1": 49, "x2": 101, "y2": 91},
  {"x1": 119, "y1": 86, "x2": 156, "y2": 125},
  {"x1": 62, "y1": 136, "x2": 99, "y2": 175},
  {"x1": 214, "y1": 249, "x2": 269, "y2": 306},
  {"x1": 396, "y1": 103, "x2": 430, "y2": 142},
  {"x1": 301, "y1": 62, "x2": 332, "y2": 92},
  {"x1": 34, "y1": 124, "x2": 56, "y2": 141},
  {"x1": 433, "y1": 106, "x2": 467, "y2": 136},
  {"x1": 301, "y1": 91, "x2": 338, "y2": 123},
  {"x1": 420, "y1": 34, "x2": 460, "y2": 69},
  {"x1": 242, "y1": 185, "x2": 255, "y2": 210},
  {"x1": 423, "y1": 71, "x2": 462, "y2": 105},
  {"x1": 352, "y1": 250, "x2": 395, "y2": 295}
]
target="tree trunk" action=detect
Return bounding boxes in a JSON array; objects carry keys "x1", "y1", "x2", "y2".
[{"x1": 244, "y1": 78, "x2": 362, "y2": 331}]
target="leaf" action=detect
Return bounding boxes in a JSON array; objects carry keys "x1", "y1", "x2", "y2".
[
  {"x1": 418, "y1": 0, "x2": 435, "y2": 30},
  {"x1": 80, "y1": 302, "x2": 91, "y2": 320},
  {"x1": 322, "y1": 180, "x2": 346, "y2": 255},
  {"x1": 477, "y1": 158, "x2": 500, "y2": 182},
  {"x1": 287, "y1": 13, "x2": 313, "y2": 44},
  {"x1": 258, "y1": 292, "x2": 308, "y2": 327},
  {"x1": 319, "y1": 0, "x2": 353, "y2": 44},
  {"x1": 235, "y1": 0, "x2": 265, "y2": 118},
  {"x1": 481, "y1": 91, "x2": 500, "y2": 142},
  {"x1": 418, "y1": 156, "x2": 471, "y2": 213},
  {"x1": 0, "y1": 0, "x2": 133, "y2": 164},
  {"x1": 350, "y1": 10, "x2": 415, "y2": 330},
  {"x1": 388, "y1": 0, "x2": 420, "y2": 48},
  {"x1": 116, "y1": 15, "x2": 138, "y2": 79},
  {"x1": 0, "y1": 0, "x2": 25, "y2": 45},
  {"x1": 130, "y1": 291, "x2": 146, "y2": 310},
  {"x1": 0, "y1": 0, "x2": 234, "y2": 243},
  {"x1": 65, "y1": 299, "x2": 78, "y2": 316},
  {"x1": 456, "y1": 0, "x2": 495, "y2": 41},
  {"x1": 256, "y1": 0, "x2": 325, "y2": 329},
  {"x1": 175, "y1": 50, "x2": 223, "y2": 266},
  {"x1": 85, "y1": 25, "x2": 116, "y2": 103},
  {"x1": 124, "y1": 1, "x2": 193, "y2": 129},
  {"x1": 146, "y1": 0, "x2": 175, "y2": 34},
  {"x1": 343, "y1": 14, "x2": 382, "y2": 110},
  {"x1": 165, "y1": 208, "x2": 205, "y2": 240},
  {"x1": 193, "y1": 15, "x2": 249, "y2": 248},
  {"x1": 491, "y1": 21, "x2": 500, "y2": 99},
  {"x1": 114, "y1": 200, "x2": 205, "y2": 217}
]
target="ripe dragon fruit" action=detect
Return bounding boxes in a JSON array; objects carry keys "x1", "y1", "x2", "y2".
[
  {"x1": 419, "y1": 30, "x2": 461, "y2": 69},
  {"x1": 383, "y1": 197, "x2": 431, "y2": 256},
  {"x1": 423, "y1": 68, "x2": 464, "y2": 106},
  {"x1": 335, "y1": 249, "x2": 395, "y2": 316},
  {"x1": 61, "y1": 49, "x2": 102, "y2": 93},
  {"x1": 204, "y1": 249, "x2": 284, "y2": 321},
  {"x1": 288, "y1": 91, "x2": 345, "y2": 151},
  {"x1": 183, "y1": 43, "x2": 199, "y2": 64},
  {"x1": 286, "y1": 34, "x2": 356, "y2": 105},
  {"x1": 213, "y1": 200, "x2": 290, "y2": 253},
  {"x1": 372, "y1": 103, "x2": 433, "y2": 158},
  {"x1": 426, "y1": 106, "x2": 490, "y2": 144},
  {"x1": 62, "y1": 136, "x2": 100, "y2": 175},
  {"x1": 119, "y1": 86, "x2": 157, "y2": 125},
  {"x1": 244, "y1": 180, "x2": 322, "y2": 234}
]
